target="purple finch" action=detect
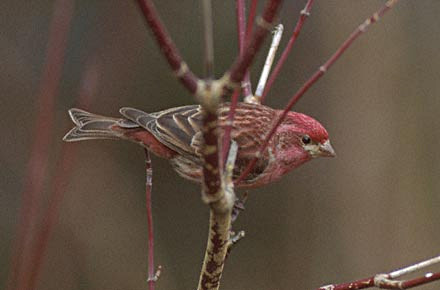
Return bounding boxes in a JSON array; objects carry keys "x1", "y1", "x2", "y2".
[{"x1": 64, "y1": 102, "x2": 335, "y2": 187}]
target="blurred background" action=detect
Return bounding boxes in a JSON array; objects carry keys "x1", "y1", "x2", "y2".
[{"x1": 1, "y1": 0, "x2": 440, "y2": 289}]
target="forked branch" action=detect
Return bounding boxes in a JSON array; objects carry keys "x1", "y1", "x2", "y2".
[
  {"x1": 227, "y1": 0, "x2": 283, "y2": 87},
  {"x1": 318, "y1": 255, "x2": 440, "y2": 289}
]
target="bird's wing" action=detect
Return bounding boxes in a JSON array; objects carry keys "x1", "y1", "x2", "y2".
[{"x1": 120, "y1": 105, "x2": 202, "y2": 162}]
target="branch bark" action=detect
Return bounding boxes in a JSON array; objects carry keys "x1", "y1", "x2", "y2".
[
  {"x1": 318, "y1": 254, "x2": 440, "y2": 289},
  {"x1": 135, "y1": 0, "x2": 200, "y2": 94}
]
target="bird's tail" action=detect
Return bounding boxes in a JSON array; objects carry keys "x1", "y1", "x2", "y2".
[{"x1": 63, "y1": 109, "x2": 121, "y2": 142}]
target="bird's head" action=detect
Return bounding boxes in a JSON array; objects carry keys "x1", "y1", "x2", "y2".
[{"x1": 275, "y1": 112, "x2": 335, "y2": 170}]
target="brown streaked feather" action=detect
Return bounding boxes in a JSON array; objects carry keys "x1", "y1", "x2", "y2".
[{"x1": 117, "y1": 103, "x2": 278, "y2": 176}]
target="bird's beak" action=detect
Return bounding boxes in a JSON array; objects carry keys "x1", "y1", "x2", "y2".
[{"x1": 319, "y1": 140, "x2": 336, "y2": 157}]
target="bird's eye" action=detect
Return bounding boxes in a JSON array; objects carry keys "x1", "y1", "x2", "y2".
[{"x1": 302, "y1": 135, "x2": 311, "y2": 144}]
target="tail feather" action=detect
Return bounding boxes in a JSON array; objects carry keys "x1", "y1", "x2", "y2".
[{"x1": 63, "y1": 109, "x2": 120, "y2": 142}]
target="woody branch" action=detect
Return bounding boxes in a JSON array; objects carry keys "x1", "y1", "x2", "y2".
[{"x1": 318, "y1": 254, "x2": 440, "y2": 289}]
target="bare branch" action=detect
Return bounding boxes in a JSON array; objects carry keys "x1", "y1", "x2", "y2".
[
  {"x1": 135, "y1": 0, "x2": 200, "y2": 94},
  {"x1": 318, "y1": 255, "x2": 440, "y2": 289},
  {"x1": 226, "y1": 0, "x2": 284, "y2": 87},
  {"x1": 203, "y1": 0, "x2": 214, "y2": 79},
  {"x1": 236, "y1": 0, "x2": 252, "y2": 97},
  {"x1": 7, "y1": 1, "x2": 75, "y2": 289},
  {"x1": 248, "y1": 23, "x2": 284, "y2": 104},
  {"x1": 261, "y1": 0, "x2": 315, "y2": 103},
  {"x1": 144, "y1": 149, "x2": 158, "y2": 290},
  {"x1": 235, "y1": 0, "x2": 400, "y2": 185},
  {"x1": 197, "y1": 142, "x2": 238, "y2": 290},
  {"x1": 245, "y1": 0, "x2": 258, "y2": 41}
]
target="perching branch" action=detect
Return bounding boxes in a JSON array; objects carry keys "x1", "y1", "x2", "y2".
[
  {"x1": 197, "y1": 142, "x2": 238, "y2": 290},
  {"x1": 318, "y1": 255, "x2": 440, "y2": 289},
  {"x1": 135, "y1": 0, "x2": 200, "y2": 94},
  {"x1": 235, "y1": 0, "x2": 400, "y2": 185}
]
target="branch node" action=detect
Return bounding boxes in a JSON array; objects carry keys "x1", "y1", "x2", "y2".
[
  {"x1": 319, "y1": 285, "x2": 335, "y2": 290},
  {"x1": 220, "y1": 72, "x2": 240, "y2": 91},
  {"x1": 300, "y1": 9, "x2": 311, "y2": 17},
  {"x1": 256, "y1": 16, "x2": 274, "y2": 32},
  {"x1": 196, "y1": 79, "x2": 224, "y2": 113},
  {"x1": 147, "y1": 265, "x2": 162, "y2": 282},
  {"x1": 374, "y1": 274, "x2": 403, "y2": 288},
  {"x1": 175, "y1": 62, "x2": 189, "y2": 77},
  {"x1": 231, "y1": 191, "x2": 248, "y2": 223},
  {"x1": 244, "y1": 94, "x2": 260, "y2": 104},
  {"x1": 230, "y1": 230, "x2": 245, "y2": 245}
]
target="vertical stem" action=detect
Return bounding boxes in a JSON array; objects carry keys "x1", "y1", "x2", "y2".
[
  {"x1": 202, "y1": 0, "x2": 215, "y2": 79},
  {"x1": 197, "y1": 211, "x2": 232, "y2": 290},
  {"x1": 236, "y1": 0, "x2": 252, "y2": 97},
  {"x1": 245, "y1": 0, "x2": 258, "y2": 41},
  {"x1": 7, "y1": 1, "x2": 75, "y2": 289},
  {"x1": 144, "y1": 149, "x2": 156, "y2": 290}
]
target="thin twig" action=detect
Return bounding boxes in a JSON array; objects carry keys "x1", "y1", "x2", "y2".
[
  {"x1": 7, "y1": 1, "x2": 75, "y2": 289},
  {"x1": 220, "y1": 0, "x2": 251, "y2": 166},
  {"x1": 144, "y1": 149, "x2": 159, "y2": 290},
  {"x1": 227, "y1": 0, "x2": 284, "y2": 87},
  {"x1": 235, "y1": 0, "x2": 400, "y2": 185},
  {"x1": 249, "y1": 23, "x2": 284, "y2": 104},
  {"x1": 203, "y1": 0, "x2": 215, "y2": 79},
  {"x1": 261, "y1": 0, "x2": 315, "y2": 103},
  {"x1": 236, "y1": 0, "x2": 252, "y2": 97},
  {"x1": 318, "y1": 255, "x2": 440, "y2": 289},
  {"x1": 245, "y1": 0, "x2": 258, "y2": 42},
  {"x1": 135, "y1": 0, "x2": 200, "y2": 94}
]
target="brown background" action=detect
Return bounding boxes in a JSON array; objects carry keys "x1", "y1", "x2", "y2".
[{"x1": 1, "y1": 1, "x2": 440, "y2": 289}]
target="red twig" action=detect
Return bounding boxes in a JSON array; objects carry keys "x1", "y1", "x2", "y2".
[
  {"x1": 24, "y1": 62, "x2": 97, "y2": 290},
  {"x1": 7, "y1": 1, "x2": 75, "y2": 289},
  {"x1": 220, "y1": 0, "x2": 250, "y2": 167},
  {"x1": 260, "y1": 0, "x2": 315, "y2": 102},
  {"x1": 236, "y1": 0, "x2": 252, "y2": 97},
  {"x1": 228, "y1": 0, "x2": 283, "y2": 86},
  {"x1": 245, "y1": 0, "x2": 258, "y2": 42},
  {"x1": 135, "y1": 0, "x2": 199, "y2": 94},
  {"x1": 318, "y1": 272, "x2": 440, "y2": 289},
  {"x1": 235, "y1": 0, "x2": 399, "y2": 185},
  {"x1": 144, "y1": 149, "x2": 159, "y2": 290}
]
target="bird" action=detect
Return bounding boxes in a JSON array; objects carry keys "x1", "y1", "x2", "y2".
[{"x1": 63, "y1": 102, "x2": 335, "y2": 188}]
